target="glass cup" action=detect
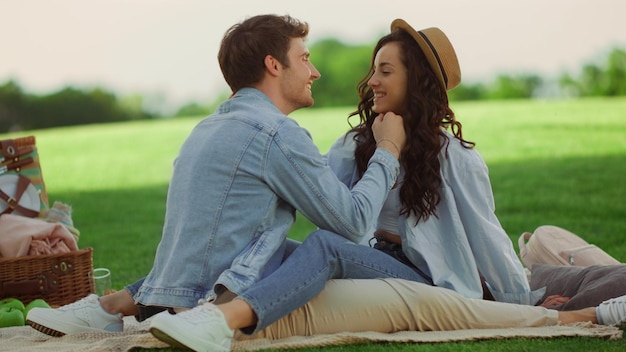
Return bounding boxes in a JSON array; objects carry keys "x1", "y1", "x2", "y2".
[{"x1": 93, "y1": 268, "x2": 112, "y2": 296}]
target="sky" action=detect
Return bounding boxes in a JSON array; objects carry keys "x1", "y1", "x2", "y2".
[{"x1": 2, "y1": 0, "x2": 625, "y2": 112}]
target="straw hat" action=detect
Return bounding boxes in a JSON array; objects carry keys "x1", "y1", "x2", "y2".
[{"x1": 390, "y1": 19, "x2": 461, "y2": 91}]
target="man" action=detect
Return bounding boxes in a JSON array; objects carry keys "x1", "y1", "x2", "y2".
[{"x1": 26, "y1": 14, "x2": 406, "y2": 338}]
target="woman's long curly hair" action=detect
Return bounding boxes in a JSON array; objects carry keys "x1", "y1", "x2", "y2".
[{"x1": 348, "y1": 29, "x2": 474, "y2": 223}]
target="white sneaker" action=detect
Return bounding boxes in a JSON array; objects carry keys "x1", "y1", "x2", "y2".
[
  {"x1": 26, "y1": 294, "x2": 123, "y2": 336},
  {"x1": 596, "y1": 294, "x2": 626, "y2": 328},
  {"x1": 149, "y1": 302, "x2": 234, "y2": 352}
]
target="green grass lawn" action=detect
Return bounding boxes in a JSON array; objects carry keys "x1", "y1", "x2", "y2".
[{"x1": 3, "y1": 97, "x2": 625, "y2": 351}]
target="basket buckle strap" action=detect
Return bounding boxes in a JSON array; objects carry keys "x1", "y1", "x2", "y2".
[
  {"x1": 0, "y1": 272, "x2": 59, "y2": 297},
  {"x1": 0, "y1": 139, "x2": 34, "y2": 157},
  {"x1": 0, "y1": 156, "x2": 34, "y2": 175},
  {"x1": 51, "y1": 259, "x2": 75, "y2": 275},
  {"x1": 0, "y1": 137, "x2": 35, "y2": 163},
  {"x1": 0, "y1": 147, "x2": 35, "y2": 164},
  {"x1": 0, "y1": 139, "x2": 18, "y2": 159},
  {"x1": 0, "y1": 174, "x2": 40, "y2": 217}
]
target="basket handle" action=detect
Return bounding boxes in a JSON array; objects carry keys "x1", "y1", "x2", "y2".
[{"x1": 0, "y1": 272, "x2": 59, "y2": 297}]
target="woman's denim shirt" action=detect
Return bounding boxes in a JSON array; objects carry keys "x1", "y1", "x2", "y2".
[
  {"x1": 136, "y1": 88, "x2": 399, "y2": 307},
  {"x1": 327, "y1": 132, "x2": 545, "y2": 305}
]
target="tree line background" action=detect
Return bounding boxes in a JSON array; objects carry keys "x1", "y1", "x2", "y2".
[{"x1": 1, "y1": 39, "x2": 625, "y2": 133}]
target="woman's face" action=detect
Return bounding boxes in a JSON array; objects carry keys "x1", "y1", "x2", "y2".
[{"x1": 368, "y1": 42, "x2": 408, "y2": 115}]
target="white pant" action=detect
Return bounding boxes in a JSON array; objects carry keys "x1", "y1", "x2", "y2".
[{"x1": 237, "y1": 278, "x2": 558, "y2": 340}]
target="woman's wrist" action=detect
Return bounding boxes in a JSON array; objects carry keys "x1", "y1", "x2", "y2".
[{"x1": 376, "y1": 138, "x2": 401, "y2": 158}]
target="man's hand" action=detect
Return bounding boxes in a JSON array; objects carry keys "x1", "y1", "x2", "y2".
[
  {"x1": 372, "y1": 112, "x2": 406, "y2": 159},
  {"x1": 539, "y1": 294, "x2": 571, "y2": 308}
]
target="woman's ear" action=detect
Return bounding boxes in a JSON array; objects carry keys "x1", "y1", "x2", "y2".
[{"x1": 264, "y1": 55, "x2": 280, "y2": 77}]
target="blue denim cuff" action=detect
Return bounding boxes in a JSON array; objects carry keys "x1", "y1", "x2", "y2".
[{"x1": 370, "y1": 148, "x2": 400, "y2": 182}]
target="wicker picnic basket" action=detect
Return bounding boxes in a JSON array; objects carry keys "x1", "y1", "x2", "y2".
[{"x1": 0, "y1": 248, "x2": 94, "y2": 306}]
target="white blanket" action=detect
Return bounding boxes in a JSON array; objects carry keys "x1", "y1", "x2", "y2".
[{"x1": 0, "y1": 316, "x2": 621, "y2": 352}]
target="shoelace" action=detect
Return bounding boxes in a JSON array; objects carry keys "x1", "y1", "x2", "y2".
[
  {"x1": 177, "y1": 303, "x2": 221, "y2": 323},
  {"x1": 60, "y1": 295, "x2": 97, "y2": 311}
]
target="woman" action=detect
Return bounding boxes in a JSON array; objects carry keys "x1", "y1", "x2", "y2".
[
  {"x1": 327, "y1": 19, "x2": 535, "y2": 304},
  {"x1": 147, "y1": 19, "x2": 626, "y2": 352}
]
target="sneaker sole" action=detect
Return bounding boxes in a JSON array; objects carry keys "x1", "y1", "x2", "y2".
[
  {"x1": 27, "y1": 320, "x2": 66, "y2": 337},
  {"x1": 26, "y1": 315, "x2": 121, "y2": 336},
  {"x1": 149, "y1": 326, "x2": 230, "y2": 352},
  {"x1": 149, "y1": 327, "x2": 194, "y2": 350}
]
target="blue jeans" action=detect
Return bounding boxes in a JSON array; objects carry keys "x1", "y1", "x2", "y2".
[
  {"x1": 124, "y1": 239, "x2": 302, "y2": 321},
  {"x1": 238, "y1": 230, "x2": 432, "y2": 334}
]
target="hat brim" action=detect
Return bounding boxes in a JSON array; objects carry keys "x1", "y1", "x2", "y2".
[{"x1": 390, "y1": 19, "x2": 460, "y2": 90}]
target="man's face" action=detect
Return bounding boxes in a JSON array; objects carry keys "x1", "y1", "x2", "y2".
[{"x1": 279, "y1": 38, "x2": 321, "y2": 113}]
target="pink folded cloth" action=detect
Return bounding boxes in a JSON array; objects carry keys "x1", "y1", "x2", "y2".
[{"x1": 0, "y1": 213, "x2": 78, "y2": 258}]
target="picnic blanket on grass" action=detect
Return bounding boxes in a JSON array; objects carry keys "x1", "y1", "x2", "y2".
[{"x1": 1, "y1": 316, "x2": 622, "y2": 351}]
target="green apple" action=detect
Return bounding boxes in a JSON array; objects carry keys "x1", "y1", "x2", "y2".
[
  {"x1": 24, "y1": 298, "x2": 51, "y2": 321},
  {"x1": 0, "y1": 298, "x2": 25, "y2": 313},
  {"x1": 0, "y1": 306, "x2": 25, "y2": 328}
]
